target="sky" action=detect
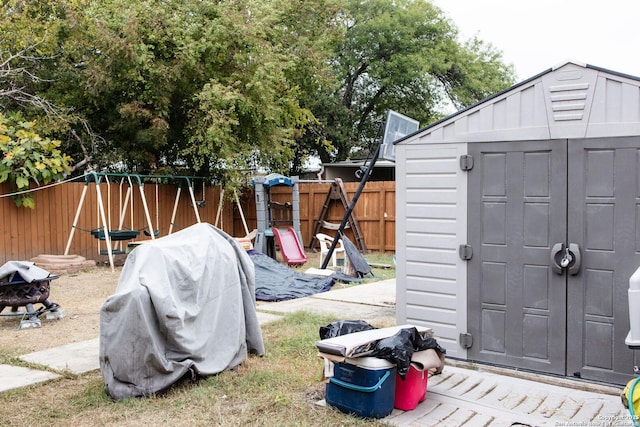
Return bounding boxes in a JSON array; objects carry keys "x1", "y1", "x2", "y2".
[{"x1": 434, "y1": 0, "x2": 640, "y2": 82}]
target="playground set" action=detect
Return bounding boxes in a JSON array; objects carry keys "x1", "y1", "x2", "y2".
[
  {"x1": 62, "y1": 171, "x2": 370, "y2": 272},
  {"x1": 251, "y1": 173, "x2": 369, "y2": 271},
  {"x1": 64, "y1": 172, "x2": 252, "y2": 271},
  {"x1": 253, "y1": 174, "x2": 307, "y2": 266}
]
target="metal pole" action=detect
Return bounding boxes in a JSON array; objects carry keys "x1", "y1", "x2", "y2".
[
  {"x1": 235, "y1": 189, "x2": 250, "y2": 236},
  {"x1": 321, "y1": 143, "x2": 382, "y2": 269},
  {"x1": 215, "y1": 189, "x2": 225, "y2": 228}
]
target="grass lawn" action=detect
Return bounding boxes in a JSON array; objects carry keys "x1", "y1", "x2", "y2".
[{"x1": 0, "y1": 312, "x2": 394, "y2": 427}]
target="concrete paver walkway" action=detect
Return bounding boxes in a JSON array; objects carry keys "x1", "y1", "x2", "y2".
[
  {"x1": 0, "y1": 364, "x2": 60, "y2": 393},
  {"x1": 20, "y1": 338, "x2": 100, "y2": 374},
  {"x1": 386, "y1": 365, "x2": 630, "y2": 426}
]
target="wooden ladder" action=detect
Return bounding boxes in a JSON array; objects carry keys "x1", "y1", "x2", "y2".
[{"x1": 309, "y1": 178, "x2": 367, "y2": 252}]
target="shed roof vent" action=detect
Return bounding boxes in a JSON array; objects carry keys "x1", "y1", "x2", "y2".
[{"x1": 549, "y1": 82, "x2": 589, "y2": 122}]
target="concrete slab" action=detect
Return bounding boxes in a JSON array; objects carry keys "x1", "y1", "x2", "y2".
[
  {"x1": 0, "y1": 364, "x2": 60, "y2": 392},
  {"x1": 258, "y1": 279, "x2": 397, "y2": 323},
  {"x1": 20, "y1": 338, "x2": 99, "y2": 374},
  {"x1": 263, "y1": 296, "x2": 396, "y2": 322},
  {"x1": 314, "y1": 279, "x2": 395, "y2": 306},
  {"x1": 256, "y1": 311, "x2": 282, "y2": 324}
]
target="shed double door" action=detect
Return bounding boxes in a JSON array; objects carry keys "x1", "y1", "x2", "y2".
[{"x1": 467, "y1": 137, "x2": 640, "y2": 384}]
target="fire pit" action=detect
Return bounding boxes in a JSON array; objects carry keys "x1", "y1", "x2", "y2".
[{"x1": 0, "y1": 262, "x2": 65, "y2": 329}]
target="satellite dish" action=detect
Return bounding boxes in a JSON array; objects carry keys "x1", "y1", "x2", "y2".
[{"x1": 379, "y1": 110, "x2": 419, "y2": 162}]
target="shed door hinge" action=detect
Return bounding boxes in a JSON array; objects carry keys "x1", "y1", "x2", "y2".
[
  {"x1": 459, "y1": 244, "x2": 473, "y2": 260},
  {"x1": 460, "y1": 154, "x2": 474, "y2": 171},
  {"x1": 459, "y1": 333, "x2": 473, "y2": 349}
]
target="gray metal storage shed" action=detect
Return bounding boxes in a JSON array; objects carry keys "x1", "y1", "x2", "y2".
[{"x1": 395, "y1": 60, "x2": 640, "y2": 385}]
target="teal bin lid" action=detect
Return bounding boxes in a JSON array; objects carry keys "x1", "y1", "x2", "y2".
[{"x1": 253, "y1": 173, "x2": 293, "y2": 188}]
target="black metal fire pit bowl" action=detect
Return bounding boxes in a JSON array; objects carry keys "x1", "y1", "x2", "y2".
[{"x1": 0, "y1": 275, "x2": 65, "y2": 329}]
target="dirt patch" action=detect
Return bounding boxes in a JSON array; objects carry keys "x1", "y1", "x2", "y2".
[{"x1": 0, "y1": 266, "x2": 121, "y2": 356}]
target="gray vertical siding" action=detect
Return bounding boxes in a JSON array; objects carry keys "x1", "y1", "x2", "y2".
[{"x1": 396, "y1": 143, "x2": 467, "y2": 358}]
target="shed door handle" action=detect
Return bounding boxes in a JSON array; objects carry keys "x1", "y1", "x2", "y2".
[
  {"x1": 551, "y1": 243, "x2": 565, "y2": 275},
  {"x1": 550, "y1": 243, "x2": 581, "y2": 275},
  {"x1": 568, "y1": 243, "x2": 581, "y2": 275}
]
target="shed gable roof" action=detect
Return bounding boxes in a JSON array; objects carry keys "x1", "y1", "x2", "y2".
[{"x1": 401, "y1": 60, "x2": 640, "y2": 144}]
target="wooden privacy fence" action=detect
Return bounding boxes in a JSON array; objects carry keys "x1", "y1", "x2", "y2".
[{"x1": 0, "y1": 179, "x2": 396, "y2": 264}]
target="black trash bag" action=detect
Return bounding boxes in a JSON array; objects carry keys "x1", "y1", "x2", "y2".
[
  {"x1": 371, "y1": 327, "x2": 419, "y2": 379},
  {"x1": 416, "y1": 336, "x2": 447, "y2": 356},
  {"x1": 319, "y1": 320, "x2": 376, "y2": 339},
  {"x1": 370, "y1": 327, "x2": 447, "y2": 379}
]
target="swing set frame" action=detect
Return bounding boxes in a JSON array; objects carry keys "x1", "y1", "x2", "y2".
[{"x1": 64, "y1": 172, "x2": 204, "y2": 271}]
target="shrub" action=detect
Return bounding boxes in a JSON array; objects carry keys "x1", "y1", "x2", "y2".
[{"x1": 0, "y1": 113, "x2": 72, "y2": 208}]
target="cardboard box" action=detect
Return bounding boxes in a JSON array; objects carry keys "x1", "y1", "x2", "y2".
[{"x1": 315, "y1": 324, "x2": 433, "y2": 357}]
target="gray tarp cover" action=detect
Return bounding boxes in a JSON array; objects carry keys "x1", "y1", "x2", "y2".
[
  {"x1": 0, "y1": 261, "x2": 50, "y2": 283},
  {"x1": 99, "y1": 223, "x2": 265, "y2": 400}
]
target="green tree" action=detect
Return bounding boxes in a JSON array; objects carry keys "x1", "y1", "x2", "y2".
[
  {"x1": 265, "y1": 0, "x2": 344, "y2": 175},
  {"x1": 0, "y1": 0, "x2": 516, "y2": 187},
  {"x1": 0, "y1": 0, "x2": 100, "y2": 174},
  {"x1": 0, "y1": 113, "x2": 73, "y2": 208},
  {"x1": 1, "y1": 0, "x2": 325, "y2": 187},
  {"x1": 71, "y1": 0, "x2": 319, "y2": 187},
  {"x1": 302, "y1": 0, "x2": 517, "y2": 164}
]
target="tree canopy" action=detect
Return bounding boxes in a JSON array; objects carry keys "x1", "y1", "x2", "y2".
[
  {"x1": 298, "y1": 0, "x2": 516, "y2": 165},
  {"x1": 0, "y1": 0, "x2": 516, "y2": 197}
]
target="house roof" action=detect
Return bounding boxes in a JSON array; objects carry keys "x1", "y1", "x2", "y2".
[
  {"x1": 321, "y1": 159, "x2": 395, "y2": 168},
  {"x1": 396, "y1": 60, "x2": 640, "y2": 145}
]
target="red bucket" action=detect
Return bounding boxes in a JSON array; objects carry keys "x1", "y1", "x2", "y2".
[{"x1": 394, "y1": 364, "x2": 428, "y2": 411}]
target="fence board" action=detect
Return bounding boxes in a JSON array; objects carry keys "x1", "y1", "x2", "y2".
[{"x1": 0, "y1": 179, "x2": 396, "y2": 264}]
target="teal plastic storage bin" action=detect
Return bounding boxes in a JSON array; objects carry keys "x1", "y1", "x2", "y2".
[{"x1": 325, "y1": 357, "x2": 396, "y2": 418}]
